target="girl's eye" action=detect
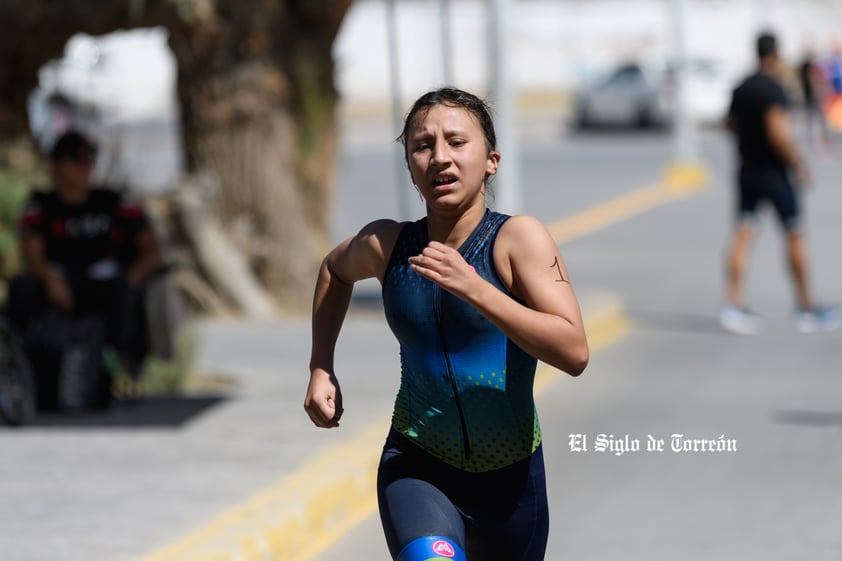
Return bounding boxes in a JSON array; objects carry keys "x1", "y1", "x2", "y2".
[
  {"x1": 450, "y1": 140, "x2": 465, "y2": 147},
  {"x1": 413, "y1": 143, "x2": 430, "y2": 152}
]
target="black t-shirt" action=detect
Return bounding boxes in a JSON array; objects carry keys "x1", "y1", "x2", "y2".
[
  {"x1": 728, "y1": 72, "x2": 789, "y2": 172},
  {"x1": 18, "y1": 188, "x2": 150, "y2": 277}
]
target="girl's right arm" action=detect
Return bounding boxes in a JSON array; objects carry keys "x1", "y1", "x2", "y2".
[{"x1": 304, "y1": 219, "x2": 402, "y2": 428}]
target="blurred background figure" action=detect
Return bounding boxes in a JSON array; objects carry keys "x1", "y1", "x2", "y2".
[
  {"x1": 5, "y1": 130, "x2": 163, "y2": 412},
  {"x1": 720, "y1": 31, "x2": 840, "y2": 336},
  {"x1": 797, "y1": 50, "x2": 834, "y2": 153},
  {"x1": 822, "y1": 47, "x2": 842, "y2": 134},
  {"x1": 826, "y1": 47, "x2": 842, "y2": 94}
]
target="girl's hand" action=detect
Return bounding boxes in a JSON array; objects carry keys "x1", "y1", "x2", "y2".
[
  {"x1": 408, "y1": 241, "x2": 479, "y2": 299},
  {"x1": 304, "y1": 368, "x2": 344, "y2": 428}
]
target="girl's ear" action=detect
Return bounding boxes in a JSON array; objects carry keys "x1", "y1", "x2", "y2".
[{"x1": 486, "y1": 151, "x2": 501, "y2": 177}]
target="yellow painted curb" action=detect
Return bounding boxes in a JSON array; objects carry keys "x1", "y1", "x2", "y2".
[
  {"x1": 662, "y1": 162, "x2": 710, "y2": 193},
  {"x1": 134, "y1": 423, "x2": 385, "y2": 561},
  {"x1": 546, "y1": 162, "x2": 710, "y2": 243}
]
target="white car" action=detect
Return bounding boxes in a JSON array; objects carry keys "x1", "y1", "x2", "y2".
[
  {"x1": 573, "y1": 59, "x2": 732, "y2": 129},
  {"x1": 574, "y1": 63, "x2": 670, "y2": 129}
]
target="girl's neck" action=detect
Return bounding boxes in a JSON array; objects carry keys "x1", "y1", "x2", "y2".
[{"x1": 425, "y1": 202, "x2": 487, "y2": 249}]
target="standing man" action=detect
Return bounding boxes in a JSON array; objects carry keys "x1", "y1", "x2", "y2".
[{"x1": 720, "y1": 32, "x2": 839, "y2": 334}]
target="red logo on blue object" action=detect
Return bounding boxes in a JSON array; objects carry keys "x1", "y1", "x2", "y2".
[{"x1": 432, "y1": 540, "x2": 455, "y2": 558}]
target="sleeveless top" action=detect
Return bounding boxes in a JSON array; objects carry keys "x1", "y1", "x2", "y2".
[{"x1": 382, "y1": 209, "x2": 540, "y2": 472}]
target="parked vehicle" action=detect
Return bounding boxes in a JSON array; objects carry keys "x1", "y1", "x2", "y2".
[
  {"x1": 573, "y1": 59, "x2": 732, "y2": 129},
  {"x1": 574, "y1": 63, "x2": 669, "y2": 129}
]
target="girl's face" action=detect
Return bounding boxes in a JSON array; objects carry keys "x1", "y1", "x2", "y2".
[{"x1": 406, "y1": 104, "x2": 499, "y2": 212}]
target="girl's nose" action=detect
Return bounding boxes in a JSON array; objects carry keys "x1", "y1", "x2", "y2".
[{"x1": 431, "y1": 143, "x2": 450, "y2": 166}]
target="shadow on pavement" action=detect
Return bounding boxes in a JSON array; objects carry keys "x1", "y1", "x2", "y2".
[
  {"x1": 627, "y1": 309, "x2": 724, "y2": 336},
  {"x1": 570, "y1": 123, "x2": 670, "y2": 136},
  {"x1": 28, "y1": 395, "x2": 227, "y2": 428},
  {"x1": 772, "y1": 409, "x2": 842, "y2": 428}
]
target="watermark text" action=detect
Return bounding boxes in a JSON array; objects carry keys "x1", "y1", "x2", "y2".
[{"x1": 568, "y1": 433, "x2": 738, "y2": 456}]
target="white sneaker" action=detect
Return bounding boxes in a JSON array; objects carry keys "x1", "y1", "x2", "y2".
[
  {"x1": 719, "y1": 304, "x2": 760, "y2": 335},
  {"x1": 794, "y1": 306, "x2": 841, "y2": 333}
]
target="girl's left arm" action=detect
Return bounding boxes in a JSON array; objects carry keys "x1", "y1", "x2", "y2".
[{"x1": 408, "y1": 215, "x2": 588, "y2": 376}]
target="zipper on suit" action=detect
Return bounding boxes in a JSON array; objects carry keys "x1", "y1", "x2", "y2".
[{"x1": 433, "y1": 286, "x2": 471, "y2": 460}]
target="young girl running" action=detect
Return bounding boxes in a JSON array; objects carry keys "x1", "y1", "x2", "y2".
[{"x1": 305, "y1": 87, "x2": 588, "y2": 561}]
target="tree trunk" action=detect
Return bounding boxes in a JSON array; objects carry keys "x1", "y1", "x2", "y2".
[
  {"x1": 172, "y1": 53, "x2": 318, "y2": 311},
  {"x1": 166, "y1": 1, "x2": 352, "y2": 311}
]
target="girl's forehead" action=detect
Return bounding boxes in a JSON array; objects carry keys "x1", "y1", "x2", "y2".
[{"x1": 411, "y1": 104, "x2": 481, "y2": 132}]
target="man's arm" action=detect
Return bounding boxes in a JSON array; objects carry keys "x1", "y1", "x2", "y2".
[
  {"x1": 21, "y1": 232, "x2": 74, "y2": 312},
  {"x1": 766, "y1": 105, "x2": 800, "y2": 167},
  {"x1": 116, "y1": 194, "x2": 164, "y2": 285},
  {"x1": 126, "y1": 227, "x2": 163, "y2": 286},
  {"x1": 19, "y1": 203, "x2": 74, "y2": 312},
  {"x1": 766, "y1": 105, "x2": 811, "y2": 185}
]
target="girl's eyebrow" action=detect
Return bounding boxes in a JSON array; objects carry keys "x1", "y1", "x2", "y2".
[
  {"x1": 411, "y1": 127, "x2": 470, "y2": 139},
  {"x1": 443, "y1": 128, "x2": 469, "y2": 137}
]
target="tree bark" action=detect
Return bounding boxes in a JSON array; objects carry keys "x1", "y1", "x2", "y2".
[{"x1": 175, "y1": 173, "x2": 278, "y2": 319}]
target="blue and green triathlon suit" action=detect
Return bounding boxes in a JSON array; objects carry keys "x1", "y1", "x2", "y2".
[{"x1": 378, "y1": 209, "x2": 549, "y2": 561}]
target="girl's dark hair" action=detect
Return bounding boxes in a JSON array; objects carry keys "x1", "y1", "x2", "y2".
[{"x1": 397, "y1": 87, "x2": 497, "y2": 154}]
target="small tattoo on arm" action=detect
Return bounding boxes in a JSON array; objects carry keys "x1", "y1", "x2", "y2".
[{"x1": 550, "y1": 257, "x2": 569, "y2": 283}]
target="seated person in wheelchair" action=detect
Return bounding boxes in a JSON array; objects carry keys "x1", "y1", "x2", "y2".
[{"x1": 7, "y1": 130, "x2": 163, "y2": 409}]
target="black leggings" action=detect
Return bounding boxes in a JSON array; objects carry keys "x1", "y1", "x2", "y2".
[{"x1": 377, "y1": 429, "x2": 549, "y2": 561}]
